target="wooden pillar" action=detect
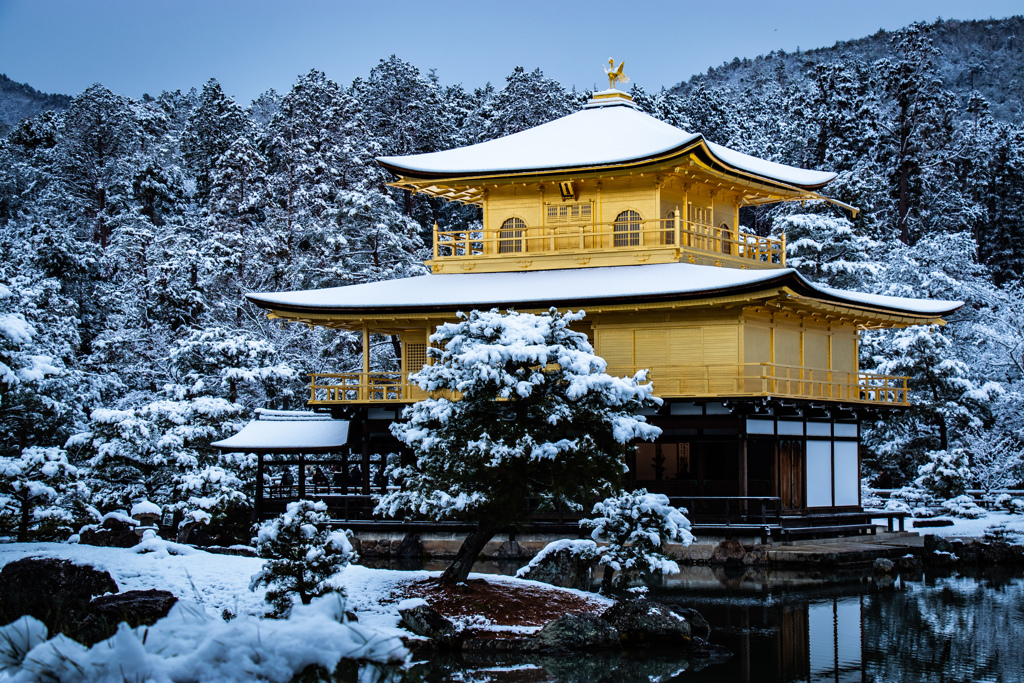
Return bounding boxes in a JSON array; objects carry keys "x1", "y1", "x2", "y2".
[
  {"x1": 361, "y1": 433, "x2": 371, "y2": 495},
  {"x1": 739, "y1": 439, "x2": 749, "y2": 516},
  {"x1": 361, "y1": 323, "x2": 370, "y2": 402},
  {"x1": 298, "y1": 455, "x2": 306, "y2": 499},
  {"x1": 255, "y1": 452, "x2": 264, "y2": 520}
]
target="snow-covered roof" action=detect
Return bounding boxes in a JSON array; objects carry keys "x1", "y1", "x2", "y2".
[
  {"x1": 247, "y1": 262, "x2": 962, "y2": 319},
  {"x1": 212, "y1": 420, "x2": 350, "y2": 453},
  {"x1": 377, "y1": 100, "x2": 836, "y2": 190},
  {"x1": 254, "y1": 408, "x2": 332, "y2": 421}
]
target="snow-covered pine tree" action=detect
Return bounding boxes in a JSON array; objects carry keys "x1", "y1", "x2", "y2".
[
  {"x1": 377, "y1": 308, "x2": 662, "y2": 584},
  {"x1": 581, "y1": 489, "x2": 694, "y2": 590},
  {"x1": 249, "y1": 500, "x2": 355, "y2": 616},
  {"x1": 0, "y1": 446, "x2": 82, "y2": 541}
]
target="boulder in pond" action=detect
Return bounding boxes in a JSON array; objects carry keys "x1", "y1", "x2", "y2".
[
  {"x1": 741, "y1": 544, "x2": 768, "y2": 566},
  {"x1": 530, "y1": 613, "x2": 620, "y2": 651},
  {"x1": 394, "y1": 533, "x2": 422, "y2": 559},
  {"x1": 923, "y1": 535, "x2": 953, "y2": 555},
  {"x1": 515, "y1": 539, "x2": 599, "y2": 591},
  {"x1": 665, "y1": 606, "x2": 711, "y2": 640},
  {"x1": 398, "y1": 601, "x2": 460, "y2": 648},
  {"x1": 601, "y1": 598, "x2": 692, "y2": 647},
  {"x1": 710, "y1": 539, "x2": 746, "y2": 566}
]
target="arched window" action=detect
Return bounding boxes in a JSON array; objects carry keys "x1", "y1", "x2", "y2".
[
  {"x1": 498, "y1": 217, "x2": 525, "y2": 253},
  {"x1": 720, "y1": 223, "x2": 732, "y2": 255},
  {"x1": 613, "y1": 210, "x2": 642, "y2": 247}
]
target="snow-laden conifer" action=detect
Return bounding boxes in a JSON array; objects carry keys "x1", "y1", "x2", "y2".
[
  {"x1": 0, "y1": 446, "x2": 82, "y2": 541},
  {"x1": 249, "y1": 500, "x2": 356, "y2": 616},
  {"x1": 581, "y1": 489, "x2": 694, "y2": 590},
  {"x1": 378, "y1": 308, "x2": 662, "y2": 583}
]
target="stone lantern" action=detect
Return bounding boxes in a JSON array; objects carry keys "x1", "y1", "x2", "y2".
[{"x1": 131, "y1": 500, "x2": 162, "y2": 538}]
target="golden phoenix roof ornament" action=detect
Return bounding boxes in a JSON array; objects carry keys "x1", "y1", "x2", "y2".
[{"x1": 604, "y1": 59, "x2": 629, "y2": 90}]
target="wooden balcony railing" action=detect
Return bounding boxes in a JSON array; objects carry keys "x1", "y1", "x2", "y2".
[
  {"x1": 309, "y1": 365, "x2": 908, "y2": 406},
  {"x1": 432, "y1": 217, "x2": 785, "y2": 267},
  {"x1": 309, "y1": 372, "x2": 414, "y2": 404},
  {"x1": 634, "y1": 363, "x2": 909, "y2": 405}
]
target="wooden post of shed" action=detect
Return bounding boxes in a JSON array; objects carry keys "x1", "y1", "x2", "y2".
[
  {"x1": 256, "y1": 452, "x2": 265, "y2": 520},
  {"x1": 362, "y1": 432, "x2": 371, "y2": 495},
  {"x1": 298, "y1": 455, "x2": 306, "y2": 499}
]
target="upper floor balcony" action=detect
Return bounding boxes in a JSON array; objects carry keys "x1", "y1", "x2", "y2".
[
  {"x1": 307, "y1": 364, "x2": 908, "y2": 408},
  {"x1": 427, "y1": 215, "x2": 786, "y2": 274}
]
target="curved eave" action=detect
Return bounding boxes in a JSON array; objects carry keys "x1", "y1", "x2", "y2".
[
  {"x1": 246, "y1": 269, "x2": 960, "y2": 327},
  {"x1": 379, "y1": 137, "x2": 836, "y2": 195}
]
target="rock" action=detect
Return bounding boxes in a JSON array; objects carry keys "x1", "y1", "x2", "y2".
[
  {"x1": 399, "y1": 603, "x2": 460, "y2": 648},
  {"x1": 980, "y1": 541, "x2": 1016, "y2": 565},
  {"x1": 77, "y1": 590, "x2": 177, "y2": 645},
  {"x1": 516, "y1": 543, "x2": 597, "y2": 591},
  {"x1": 530, "y1": 614, "x2": 620, "y2": 651},
  {"x1": 710, "y1": 540, "x2": 746, "y2": 566},
  {"x1": 741, "y1": 544, "x2": 768, "y2": 567},
  {"x1": 926, "y1": 550, "x2": 959, "y2": 567},
  {"x1": 601, "y1": 598, "x2": 692, "y2": 647},
  {"x1": 957, "y1": 542, "x2": 982, "y2": 564},
  {"x1": 394, "y1": 533, "x2": 422, "y2": 559},
  {"x1": 688, "y1": 636, "x2": 733, "y2": 661},
  {"x1": 665, "y1": 606, "x2": 711, "y2": 640},
  {"x1": 494, "y1": 540, "x2": 525, "y2": 560},
  {"x1": 79, "y1": 517, "x2": 139, "y2": 548},
  {"x1": 873, "y1": 557, "x2": 895, "y2": 574},
  {"x1": 897, "y1": 554, "x2": 924, "y2": 573},
  {"x1": 0, "y1": 558, "x2": 118, "y2": 637},
  {"x1": 462, "y1": 636, "x2": 533, "y2": 652},
  {"x1": 923, "y1": 535, "x2": 953, "y2": 555}
]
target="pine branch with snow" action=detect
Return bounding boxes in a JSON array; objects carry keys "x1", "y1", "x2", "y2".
[{"x1": 581, "y1": 489, "x2": 694, "y2": 590}]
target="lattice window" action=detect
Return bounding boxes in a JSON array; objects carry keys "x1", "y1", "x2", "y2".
[
  {"x1": 404, "y1": 342, "x2": 428, "y2": 373},
  {"x1": 687, "y1": 205, "x2": 712, "y2": 227},
  {"x1": 498, "y1": 217, "x2": 525, "y2": 253},
  {"x1": 614, "y1": 210, "x2": 642, "y2": 247},
  {"x1": 545, "y1": 202, "x2": 592, "y2": 224},
  {"x1": 720, "y1": 223, "x2": 732, "y2": 254}
]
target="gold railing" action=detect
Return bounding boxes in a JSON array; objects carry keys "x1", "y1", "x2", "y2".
[
  {"x1": 309, "y1": 372, "x2": 413, "y2": 404},
  {"x1": 309, "y1": 365, "x2": 908, "y2": 405},
  {"x1": 634, "y1": 363, "x2": 908, "y2": 405},
  {"x1": 433, "y1": 218, "x2": 785, "y2": 266}
]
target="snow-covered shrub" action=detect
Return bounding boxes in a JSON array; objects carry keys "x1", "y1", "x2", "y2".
[
  {"x1": 861, "y1": 478, "x2": 884, "y2": 508},
  {"x1": 942, "y1": 494, "x2": 986, "y2": 519},
  {"x1": 884, "y1": 485, "x2": 931, "y2": 515},
  {"x1": 915, "y1": 448, "x2": 972, "y2": 500},
  {"x1": 994, "y1": 493, "x2": 1024, "y2": 515},
  {"x1": 0, "y1": 597, "x2": 405, "y2": 682},
  {"x1": 0, "y1": 446, "x2": 82, "y2": 541},
  {"x1": 581, "y1": 489, "x2": 694, "y2": 590},
  {"x1": 378, "y1": 308, "x2": 662, "y2": 584},
  {"x1": 249, "y1": 500, "x2": 355, "y2": 616}
]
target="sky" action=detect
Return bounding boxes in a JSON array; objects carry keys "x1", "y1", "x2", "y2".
[{"x1": 0, "y1": 0, "x2": 1021, "y2": 105}]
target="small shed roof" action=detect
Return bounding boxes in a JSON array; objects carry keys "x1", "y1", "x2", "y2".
[{"x1": 212, "y1": 419, "x2": 350, "y2": 453}]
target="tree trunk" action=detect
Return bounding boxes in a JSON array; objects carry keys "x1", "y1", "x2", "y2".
[{"x1": 439, "y1": 523, "x2": 500, "y2": 584}]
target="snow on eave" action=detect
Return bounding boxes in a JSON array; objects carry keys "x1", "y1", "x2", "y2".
[
  {"x1": 246, "y1": 262, "x2": 960, "y2": 321},
  {"x1": 212, "y1": 420, "x2": 350, "y2": 453},
  {"x1": 376, "y1": 105, "x2": 835, "y2": 191}
]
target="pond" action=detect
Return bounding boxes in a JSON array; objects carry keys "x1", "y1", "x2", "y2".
[{"x1": 393, "y1": 564, "x2": 1024, "y2": 682}]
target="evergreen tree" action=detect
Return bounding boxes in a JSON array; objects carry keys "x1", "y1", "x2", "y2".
[
  {"x1": 377, "y1": 308, "x2": 662, "y2": 584},
  {"x1": 249, "y1": 500, "x2": 356, "y2": 616}
]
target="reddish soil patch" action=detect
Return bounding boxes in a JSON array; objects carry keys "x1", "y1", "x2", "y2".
[{"x1": 400, "y1": 577, "x2": 606, "y2": 628}]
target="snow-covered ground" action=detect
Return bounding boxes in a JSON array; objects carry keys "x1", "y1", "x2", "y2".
[{"x1": 871, "y1": 511, "x2": 1024, "y2": 541}]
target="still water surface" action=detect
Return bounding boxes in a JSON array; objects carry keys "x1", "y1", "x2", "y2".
[{"x1": 397, "y1": 564, "x2": 1024, "y2": 682}]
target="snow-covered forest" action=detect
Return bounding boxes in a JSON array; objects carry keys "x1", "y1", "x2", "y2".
[{"x1": 2, "y1": 18, "x2": 1023, "y2": 541}]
